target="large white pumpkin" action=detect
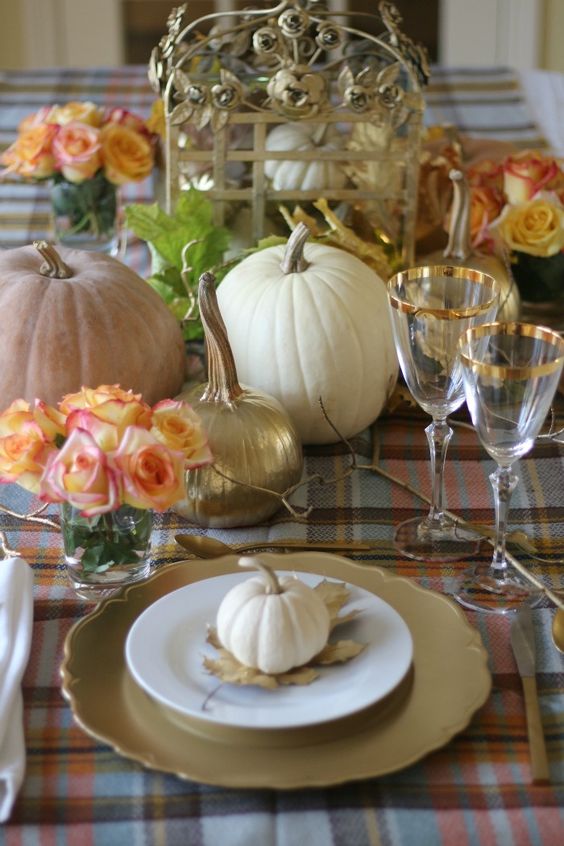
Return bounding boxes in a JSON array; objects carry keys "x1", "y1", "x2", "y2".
[{"x1": 216, "y1": 224, "x2": 398, "y2": 444}]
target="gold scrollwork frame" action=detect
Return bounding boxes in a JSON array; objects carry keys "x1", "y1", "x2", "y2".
[{"x1": 150, "y1": 1, "x2": 429, "y2": 265}]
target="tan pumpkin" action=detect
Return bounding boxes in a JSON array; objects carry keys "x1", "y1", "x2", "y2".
[{"x1": 0, "y1": 241, "x2": 186, "y2": 409}]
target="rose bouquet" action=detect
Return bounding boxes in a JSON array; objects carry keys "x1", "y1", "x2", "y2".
[
  {"x1": 0, "y1": 385, "x2": 212, "y2": 581},
  {"x1": 0, "y1": 102, "x2": 157, "y2": 253},
  {"x1": 462, "y1": 149, "x2": 564, "y2": 303}
]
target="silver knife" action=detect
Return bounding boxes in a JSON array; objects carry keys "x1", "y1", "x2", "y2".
[{"x1": 510, "y1": 607, "x2": 550, "y2": 783}]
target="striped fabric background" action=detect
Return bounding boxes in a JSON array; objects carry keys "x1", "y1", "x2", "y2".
[{"x1": 0, "y1": 65, "x2": 563, "y2": 845}]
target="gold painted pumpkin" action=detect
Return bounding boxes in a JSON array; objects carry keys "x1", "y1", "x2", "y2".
[
  {"x1": 422, "y1": 169, "x2": 521, "y2": 321},
  {"x1": 217, "y1": 556, "x2": 330, "y2": 674},
  {"x1": 176, "y1": 271, "x2": 303, "y2": 528},
  {"x1": 0, "y1": 242, "x2": 186, "y2": 409}
]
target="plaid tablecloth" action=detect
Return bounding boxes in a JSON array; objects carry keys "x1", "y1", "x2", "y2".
[{"x1": 1, "y1": 66, "x2": 563, "y2": 845}]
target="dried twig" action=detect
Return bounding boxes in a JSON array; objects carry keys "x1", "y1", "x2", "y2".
[
  {"x1": 0, "y1": 502, "x2": 60, "y2": 530},
  {"x1": 210, "y1": 397, "x2": 359, "y2": 520},
  {"x1": 364, "y1": 423, "x2": 564, "y2": 610}
]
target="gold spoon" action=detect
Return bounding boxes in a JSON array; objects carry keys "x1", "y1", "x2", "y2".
[
  {"x1": 552, "y1": 609, "x2": 564, "y2": 654},
  {"x1": 175, "y1": 534, "x2": 372, "y2": 558}
]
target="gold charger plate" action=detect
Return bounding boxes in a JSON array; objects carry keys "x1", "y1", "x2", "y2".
[{"x1": 60, "y1": 554, "x2": 491, "y2": 789}]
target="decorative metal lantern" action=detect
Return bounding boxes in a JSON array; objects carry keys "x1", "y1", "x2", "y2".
[{"x1": 150, "y1": 1, "x2": 429, "y2": 267}]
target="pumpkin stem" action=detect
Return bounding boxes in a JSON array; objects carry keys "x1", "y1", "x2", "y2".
[
  {"x1": 239, "y1": 556, "x2": 283, "y2": 595},
  {"x1": 33, "y1": 240, "x2": 73, "y2": 279},
  {"x1": 311, "y1": 123, "x2": 327, "y2": 146},
  {"x1": 444, "y1": 169, "x2": 471, "y2": 262},
  {"x1": 280, "y1": 222, "x2": 310, "y2": 274},
  {"x1": 198, "y1": 271, "x2": 243, "y2": 404}
]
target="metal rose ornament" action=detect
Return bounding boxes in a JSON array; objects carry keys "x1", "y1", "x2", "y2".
[{"x1": 267, "y1": 65, "x2": 327, "y2": 117}]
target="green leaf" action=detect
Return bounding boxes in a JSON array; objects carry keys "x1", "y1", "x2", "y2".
[
  {"x1": 149, "y1": 267, "x2": 186, "y2": 299},
  {"x1": 125, "y1": 189, "x2": 231, "y2": 274},
  {"x1": 80, "y1": 544, "x2": 107, "y2": 573},
  {"x1": 125, "y1": 188, "x2": 231, "y2": 338}
]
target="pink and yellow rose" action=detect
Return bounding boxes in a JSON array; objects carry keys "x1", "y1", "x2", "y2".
[
  {"x1": 151, "y1": 399, "x2": 213, "y2": 468},
  {"x1": 33, "y1": 400, "x2": 66, "y2": 441},
  {"x1": 104, "y1": 107, "x2": 151, "y2": 139},
  {"x1": 492, "y1": 197, "x2": 564, "y2": 258},
  {"x1": 448, "y1": 148, "x2": 564, "y2": 264},
  {"x1": 49, "y1": 101, "x2": 102, "y2": 128},
  {"x1": 1, "y1": 123, "x2": 58, "y2": 179},
  {"x1": 0, "y1": 384, "x2": 211, "y2": 516},
  {"x1": 467, "y1": 158, "x2": 503, "y2": 192},
  {"x1": 66, "y1": 398, "x2": 152, "y2": 451},
  {"x1": 52, "y1": 122, "x2": 102, "y2": 183},
  {"x1": 1, "y1": 101, "x2": 156, "y2": 186},
  {"x1": 60, "y1": 384, "x2": 150, "y2": 417},
  {"x1": 18, "y1": 106, "x2": 54, "y2": 132},
  {"x1": 0, "y1": 399, "x2": 58, "y2": 492},
  {"x1": 100, "y1": 123, "x2": 154, "y2": 184},
  {"x1": 503, "y1": 150, "x2": 559, "y2": 205},
  {"x1": 113, "y1": 426, "x2": 186, "y2": 512},
  {"x1": 40, "y1": 428, "x2": 120, "y2": 516},
  {"x1": 468, "y1": 186, "x2": 504, "y2": 249}
]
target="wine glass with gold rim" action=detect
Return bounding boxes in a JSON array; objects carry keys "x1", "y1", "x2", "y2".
[
  {"x1": 455, "y1": 322, "x2": 564, "y2": 614},
  {"x1": 387, "y1": 265, "x2": 498, "y2": 562}
]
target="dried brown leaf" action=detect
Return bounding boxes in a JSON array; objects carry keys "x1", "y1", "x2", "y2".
[
  {"x1": 277, "y1": 666, "x2": 319, "y2": 686},
  {"x1": 313, "y1": 198, "x2": 391, "y2": 279},
  {"x1": 278, "y1": 204, "x2": 323, "y2": 237},
  {"x1": 314, "y1": 578, "x2": 350, "y2": 620},
  {"x1": 206, "y1": 625, "x2": 221, "y2": 649},
  {"x1": 203, "y1": 653, "x2": 280, "y2": 689},
  {"x1": 314, "y1": 639, "x2": 366, "y2": 665},
  {"x1": 329, "y1": 609, "x2": 360, "y2": 631},
  {"x1": 384, "y1": 383, "x2": 419, "y2": 414}
]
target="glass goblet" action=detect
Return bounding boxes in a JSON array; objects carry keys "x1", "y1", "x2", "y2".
[
  {"x1": 455, "y1": 322, "x2": 564, "y2": 614},
  {"x1": 387, "y1": 265, "x2": 498, "y2": 562}
]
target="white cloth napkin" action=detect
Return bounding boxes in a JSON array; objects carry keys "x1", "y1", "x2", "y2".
[{"x1": 0, "y1": 556, "x2": 33, "y2": 823}]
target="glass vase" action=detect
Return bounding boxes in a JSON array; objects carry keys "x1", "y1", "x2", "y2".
[
  {"x1": 61, "y1": 502, "x2": 152, "y2": 600},
  {"x1": 50, "y1": 171, "x2": 120, "y2": 255}
]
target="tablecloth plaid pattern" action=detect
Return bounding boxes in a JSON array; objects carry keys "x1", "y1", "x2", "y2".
[{"x1": 0, "y1": 66, "x2": 563, "y2": 845}]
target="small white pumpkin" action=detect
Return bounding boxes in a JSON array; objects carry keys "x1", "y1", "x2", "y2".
[
  {"x1": 264, "y1": 122, "x2": 347, "y2": 191},
  {"x1": 216, "y1": 557, "x2": 330, "y2": 674},
  {"x1": 216, "y1": 223, "x2": 399, "y2": 444}
]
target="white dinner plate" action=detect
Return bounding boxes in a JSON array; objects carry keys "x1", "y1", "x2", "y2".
[{"x1": 125, "y1": 571, "x2": 413, "y2": 730}]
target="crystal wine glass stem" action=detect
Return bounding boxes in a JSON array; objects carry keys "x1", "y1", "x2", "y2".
[
  {"x1": 425, "y1": 419, "x2": 453, "y2": 523},
  {"x1": 490, "y1": 465, "x2": 519, "y2": 571}
]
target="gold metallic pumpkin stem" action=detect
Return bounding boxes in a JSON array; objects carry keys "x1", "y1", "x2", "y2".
[
  {"x1": 280, "y1": 222, "x2": 310, "y2": 274},
  {"x1": 33, "y1": 240, "x2": 72, "y2": 279},
  {"x1": 198, "y1": 271, "x2": 243, "y2": 404},
  {"x1": 444, "y1": 169, "x2": 470, "y2": 261},
  {"x1": 239, "y1": 556, "x2": 283, "y2": 594}
]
